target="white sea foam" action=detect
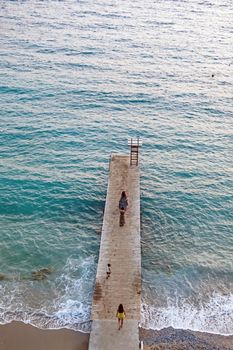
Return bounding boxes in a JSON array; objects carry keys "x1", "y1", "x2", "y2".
[
  {"x1": 141, "y1": 293, "x2": 233, "y2": 335},
  {"x1": 0, "y1": 256, "x2": 95, "y2": 332},
  {"x1": 51, "y1": 255, "x2": 95, "y2": 330}
]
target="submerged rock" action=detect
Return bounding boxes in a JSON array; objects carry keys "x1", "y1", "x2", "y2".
[
  {"x1": 0, "y1": 268, "x2": 53, "y2": 282},
  {"x1": 31, "y1": 267, "x2": 53, "y2": 281},
  {"x1": 38, "y1": 267, "x2": 53, "y2": 275},
  {"x1": 0, "y1": 273, "x2": 6, "y2": 281}
]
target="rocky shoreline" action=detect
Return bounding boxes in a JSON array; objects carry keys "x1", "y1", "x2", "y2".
[{"x1": 140, "y1": 327, "x2": 233, "y2": 350}]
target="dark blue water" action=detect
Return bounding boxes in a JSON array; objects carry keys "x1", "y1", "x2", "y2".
[{"x1": 0, "y1": 0, "x2": 232, "y2": 334}]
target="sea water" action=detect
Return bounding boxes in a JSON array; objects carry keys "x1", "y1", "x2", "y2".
[{"x1": 0, "y1": 0, "x2": 232, "y2": 335}]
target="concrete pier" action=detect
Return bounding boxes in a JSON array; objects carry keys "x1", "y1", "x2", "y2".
[{"x1": 88, "y1": 154, "x2": 141, "y2": 350}]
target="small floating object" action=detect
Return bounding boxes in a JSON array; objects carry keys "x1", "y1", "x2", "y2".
[{"x1": 165, "y1": 264, "x2": 172, "y2": 274}]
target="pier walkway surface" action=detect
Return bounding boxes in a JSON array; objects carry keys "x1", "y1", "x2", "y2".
[{"x1": 88, "y1": 154, "x2": 141, "y2": 350}]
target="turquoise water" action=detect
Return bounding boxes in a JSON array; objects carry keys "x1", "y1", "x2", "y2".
[{"x1": 0, "y1": 0, "x2": 232, "y2": 334}]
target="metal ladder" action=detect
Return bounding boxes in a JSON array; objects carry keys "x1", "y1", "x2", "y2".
[{"x1": 128, "y1": 137, "x2": 142, "y2": 166}]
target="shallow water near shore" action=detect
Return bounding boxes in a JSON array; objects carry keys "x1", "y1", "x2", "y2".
[{"x1": 0, "y1": 0, "x2": 232, "y2": 335}]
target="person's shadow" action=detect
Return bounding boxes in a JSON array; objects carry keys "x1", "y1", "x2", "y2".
[{"x1": 119, "y1": 212, "x2": 125, "y2": 226}]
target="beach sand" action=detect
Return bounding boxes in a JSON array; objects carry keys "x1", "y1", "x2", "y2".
[
  {"x1": 0, "y1": 321, "x2": 89, "y2": 350},
  {"x1": 0, "y1": 322, "x2": 232, "y2": 350}
]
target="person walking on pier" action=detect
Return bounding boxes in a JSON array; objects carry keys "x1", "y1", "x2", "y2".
[
  {"x1": 106, "y1": 263, "x2": 111, "y2": 279},
  {"x1": 119, "y1": 191, "x2": 128, "y2": 226},
  {"x1": 116, "y1": 304, "x2": 126, "y2": 330},
  {"x1": 119, "y1": 191, "x2": 128, "y2": 213}
]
